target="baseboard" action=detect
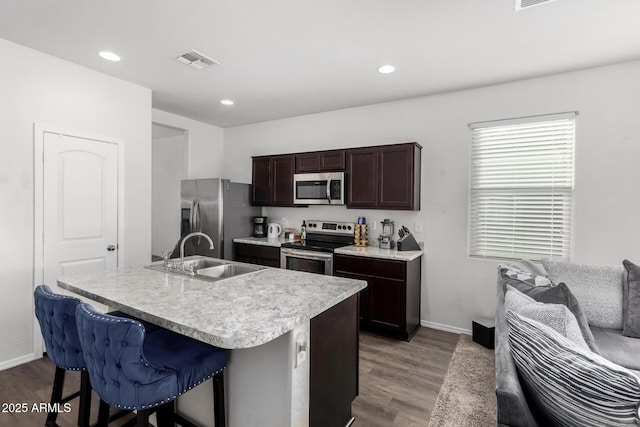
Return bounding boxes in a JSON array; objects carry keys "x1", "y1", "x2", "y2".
[
  {"x1": 421, "y1": 320, "x2": 471, "y2": 336},
  {"x1": 0, "y1": 352, "x2": 41, "y2": 371}
]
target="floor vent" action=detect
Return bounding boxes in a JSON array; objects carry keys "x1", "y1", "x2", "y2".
[
  {"x1": 176, "y1": 50, "x2": 220, "y2": 70},
  {"x1": 516, "y1": 0, "x2": 558, "y2": 10}
]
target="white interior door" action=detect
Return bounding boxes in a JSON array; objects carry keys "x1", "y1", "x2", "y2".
[{"x1": 42, "y1": 131, "x2": 118, "y2": 292}]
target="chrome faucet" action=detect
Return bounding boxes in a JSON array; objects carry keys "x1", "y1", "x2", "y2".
[
  {"x1": 180, "y1": 232, "x2": 215, "y2": 268},
  {"x1": 162, "y1": 249, "x2": 173, "y2": 271}
]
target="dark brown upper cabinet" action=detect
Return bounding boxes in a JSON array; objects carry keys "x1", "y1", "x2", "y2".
[
  {"x1": 251, "y1": 154, "x2": 296, "y2": 206},
  {"x1": 251, "y1": 157, "x2": 272, "y2": 205},
  {"x1": 346, "y1": 147, "x2": 379, "y2": 208},
  {"x1": 378, "y1": 143, "x2": 421, "y2": 210},
  {"x1": 251, "y1": 142, "x2": 420, "y2": 210},
  {"x1": 295, "y1": 150, "x2": 346, "y2": 173},
  {"x1": 347, "y1": 142, "x2": 421, "y2": 210}
]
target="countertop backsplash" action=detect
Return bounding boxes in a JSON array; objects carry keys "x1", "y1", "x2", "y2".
[{"x1": 262, "y1": 205, "x2": 424, "y2": 247}]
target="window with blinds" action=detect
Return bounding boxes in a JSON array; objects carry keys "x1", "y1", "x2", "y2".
[{"x1": 468, "y1": 112, "x2": 576, "y2": 261}]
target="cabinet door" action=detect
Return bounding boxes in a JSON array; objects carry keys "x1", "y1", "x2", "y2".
[
  {"x1": 346, "y1": 147, "x2": 378, "y2": 207},
  {"x1": 251, "y1": 157, "x2": 272, "y2": 205},
  {"x1": 368, "y1": 276, "x2": 405, "y2": 331},
  {"x1": 295, "y1": 152, "x2": 320, "y2": 173},
  {"x1": 378, "y1": 144, "x2": 415, "y2": 209},
  {"x1": 334, "y1": 269, "x2": 370, "y2": 321},
  {"x1": 272, "y1": 155, "x2": 295, "y2": 206},
  {"x1": 234, "y1": 243, "x2": 281, "y2": 267},
  {"x1": 320, "y1": 150, "x2": 345, "y2": 171},
  {"x1": 296, "y1": 150, "x2": 345, "y2": 172}
]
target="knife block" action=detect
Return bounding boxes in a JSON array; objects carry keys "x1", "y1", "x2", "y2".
[{"x1": 397, "y1": 232, "x2": 421, "y2": 251}]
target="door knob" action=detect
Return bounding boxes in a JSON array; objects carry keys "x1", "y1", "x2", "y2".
[{"x1": 107, "y1": 245, "x2": 116, "y2": 251}]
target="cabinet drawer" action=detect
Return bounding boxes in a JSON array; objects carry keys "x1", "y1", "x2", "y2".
[
  {"x1": 234, "y1": 243, "x2": 280, "y2": 262},
  {"x1": 334, "y1": 254, "x2": 405, "y2": 280}
]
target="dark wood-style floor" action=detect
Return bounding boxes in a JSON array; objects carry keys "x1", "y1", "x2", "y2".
[
  {"x1": 0, "y1": 327, "x2": 458, "y2": 427},
  {"x1": 352, "y1": 328, "x2": 459, "y2": 427},
  {"x1": 0, "y1": 359, "x2": 136, "y2": 427}
]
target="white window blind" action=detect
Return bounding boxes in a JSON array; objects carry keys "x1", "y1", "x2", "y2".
[{"x1": 468, "y1": 112, "x2": 576, "y2": 261}]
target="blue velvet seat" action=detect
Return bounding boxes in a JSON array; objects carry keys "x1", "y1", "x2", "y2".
[
  {"x1": 34, "y1": 284, "x2": 93, "y2": 427},
  {"x1": 75, "y1": 302, "x2": 228, "y2": 427}
]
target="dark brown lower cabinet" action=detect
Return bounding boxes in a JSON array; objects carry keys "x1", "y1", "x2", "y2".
[
  {"x1": 233, "y1": 242, "x2": 280, "y2": 267},
  {"x1": 334, "y1": 254, "x2": 421, "y2": 341},
  {"x1": 310, "y1": 294, "x2": 359, "y2": 427}
]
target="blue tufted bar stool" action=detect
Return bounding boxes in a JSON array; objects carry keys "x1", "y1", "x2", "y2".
[
  {"x1": 34, "y1": 285, "x2": 163, "y2": 427},
  {"x1": 75, "y1": 302, "x2": 228, "y2": 427},
  {"x1": 34, "y1": 284, "x2": 94, "y2": 427}
]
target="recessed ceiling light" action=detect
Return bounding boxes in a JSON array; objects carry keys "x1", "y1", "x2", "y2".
[
  {"x1": 377, "y1": 65, "x2": 396, "y2": 74},
  {"x1": 99, "y1": 51, "x2": 121, "y2": 62},
  {"x1": 220, "y1": 99, "x2": 234, "y2": 106}
]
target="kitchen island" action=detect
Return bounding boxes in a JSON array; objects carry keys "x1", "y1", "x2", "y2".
[{"x1": 58, "y1": 258, "x2": 366, "y2": 427}]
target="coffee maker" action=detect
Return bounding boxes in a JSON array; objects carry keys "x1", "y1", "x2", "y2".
[{"x1": 252, "y1": 216, "x2": 268, "y2": 237}]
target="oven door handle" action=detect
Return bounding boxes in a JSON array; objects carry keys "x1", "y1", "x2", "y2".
[{"x1": 281, "y1": 248, "x2": 333, "y2": 261}]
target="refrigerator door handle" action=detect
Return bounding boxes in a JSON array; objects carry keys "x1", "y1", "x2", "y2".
[
  {"x1": 193, "y1": 199, "x2": 202, "y2": 245},
  {"x1": 189, "y1": 199, "x2": 196, "y2": 233}
]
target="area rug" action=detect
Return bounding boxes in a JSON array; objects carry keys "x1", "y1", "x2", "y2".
[{"x1": 428, "y1": 334, "x2": 496, "y2": 427}]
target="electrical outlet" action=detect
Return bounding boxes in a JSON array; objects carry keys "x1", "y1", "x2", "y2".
[
  {"x1": 414, "y1": 221, "x2": 423, "y2": 233},
  {"x1": 371, "y1": 220, "x2": 377, "y2": 231},
  {"x1": 295, "y1": 332, "x2": 308, "y2": 368},
  {"x1": 296, "y1": 348, "x2": 307, "y2": 368}
]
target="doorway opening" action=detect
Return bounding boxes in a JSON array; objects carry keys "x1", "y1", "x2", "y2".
[{"x1": 152, "y1": 123, "x2": 188, "y2": 259}]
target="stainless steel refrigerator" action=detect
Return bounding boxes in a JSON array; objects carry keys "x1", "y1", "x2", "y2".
[{"x1": 180, "y1": 178, "x2": 260, "y2": 260}]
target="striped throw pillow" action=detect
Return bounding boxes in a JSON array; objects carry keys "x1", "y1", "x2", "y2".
[{"x1": 507, "y1": 311, "x2": 640, "y2": 426}]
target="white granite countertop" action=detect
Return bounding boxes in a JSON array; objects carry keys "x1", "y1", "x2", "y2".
[
  {"x1": 233, "y1": 236, "x2": 287, "y2": 247},
  {"x1": 334, "y1": 245, "x2": 423, "y2": 261},
  {"x1": 234, "y1": 237, "x2": 423, "y2": 262},
  {"x1": 58, "y1": 259, "x2": 366, "y2": 349}
]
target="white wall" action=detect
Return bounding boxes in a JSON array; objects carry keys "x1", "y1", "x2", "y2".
[
  {"x1": 152, "y1": 129, "x2": 187, "y2": 256},
  {"x1": 0, "y1": 38, "x2": 152, "y2": 368},
  {"x1": 224, "y1": 60, "x2": 640, "y2": 334},
  {"x1": 152, "y1": 109, "x2": 225, "y2": 179}
]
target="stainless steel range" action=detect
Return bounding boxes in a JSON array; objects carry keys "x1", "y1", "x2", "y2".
[{"x1": 280, "y1": 220, "x2": 355, "y2": 275}]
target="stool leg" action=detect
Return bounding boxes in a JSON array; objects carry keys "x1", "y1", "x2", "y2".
[
  {"x1": 96, "y1": 400, "x2": 110, "y2": 427},
  {"x1": 136, "y1": 409, "x2": 150, "y2": 427},
  {"x1": 77, "y1": 371, "x2": 91, "y2": 427},
  {"x1": 212, "y1": 371, "x2": 226, "y2": 427},
  {"x1": 156, "y1": 402, "x2": 175, "y2": 427},
  {"x1": 46, "y1": 366, "x2": 65, "y2": 427}
]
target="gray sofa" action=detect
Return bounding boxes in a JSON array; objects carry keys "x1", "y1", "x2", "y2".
[{"x1": 495, "y1": 261, "x2": 640, "y2": 427}]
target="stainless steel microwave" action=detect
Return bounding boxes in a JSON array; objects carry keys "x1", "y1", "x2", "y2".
[{"x1": 293, "y1": 172, "x2": 345, "y2": 205}]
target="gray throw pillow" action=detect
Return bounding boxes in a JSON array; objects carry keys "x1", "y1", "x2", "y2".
[
  {"x1": 542, "y1": 259, "x2": 624, "y2": 330},
  {"x1": 499, "y1": 266, "x2": 599, "y2": 353},
  {"x1": 505, "y1": 286, "x2": 589, "y2": 351},
  {"x1": 622, "y1": 260, "x2": 640, "y2": 338},
  {"x1": 507, "y1": 311, "x2": 640, "y2": 427}
]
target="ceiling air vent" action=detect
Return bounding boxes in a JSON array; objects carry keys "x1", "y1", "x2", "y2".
[
  {"x1": 515, "y1": 0, "x2": 558, "y2": 10},
  {"x1": 176, "y1": 50, "x2": 220, "y2": 70}
]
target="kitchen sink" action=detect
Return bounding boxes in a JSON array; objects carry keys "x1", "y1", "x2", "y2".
[
  {"x1": 196, "y1": 263, "x2": 263, "y2": 279},
  {"x1": 145, "y1": 256, "x2": 265, "y2": 282},
  {"x1": 181, "y1": 257, "x2": 228, "y2": 271}
]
